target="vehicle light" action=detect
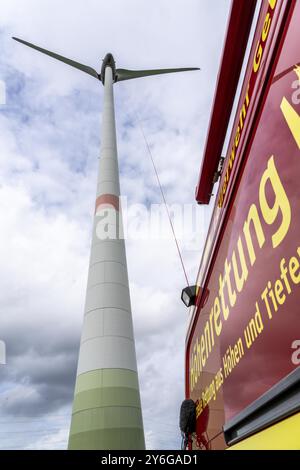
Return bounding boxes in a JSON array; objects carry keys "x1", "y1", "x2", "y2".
[{"x1": 181, "y1": 285, "x2": 198, "y2": 308}]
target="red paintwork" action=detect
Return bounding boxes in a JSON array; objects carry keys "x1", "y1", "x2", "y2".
[
  {"x1": 95, "y1": 194, "x2": 119, "y2": 213},
  {"x1": 195, "y1": 0, "x2": 257, "y2": 205},
  {"x1": 186, "y1": 0, "x2": 300, "y2": 449}
]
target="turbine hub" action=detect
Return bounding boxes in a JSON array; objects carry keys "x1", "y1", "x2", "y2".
[{"x1": 101, "y1": 53, "x2": 116, "y2": 84}]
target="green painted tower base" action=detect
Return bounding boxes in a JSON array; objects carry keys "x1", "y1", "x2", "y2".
[{"x1": 68, "y1": 369, "x2": 144, "y2": 449}]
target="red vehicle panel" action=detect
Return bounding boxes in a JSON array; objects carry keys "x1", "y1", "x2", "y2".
[{"x1": 186, "y1": 0, "x2": 300, "y2": 449}]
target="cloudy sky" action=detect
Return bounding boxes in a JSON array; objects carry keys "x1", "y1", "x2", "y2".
[{"x1": 0, "y1": 0, "x2": 231, "y2": 449}]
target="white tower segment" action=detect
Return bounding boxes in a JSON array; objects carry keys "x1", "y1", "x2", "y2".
[{"x1": 12, "y1": 37, "x2": 199, "y2": 449}]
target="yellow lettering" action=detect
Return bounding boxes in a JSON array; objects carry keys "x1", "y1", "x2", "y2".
[
  {"x1": 289, "y1": 256, "x2": 300, "y2": 284},
  {"x1": 274, "y1": 279, "x2": 285, "y2": 305},
  {"x1": 232, "y1": 237, "x2": 249, "y2": 292},
  {"x1": 280, "y1": 97, "x2": 300, "y2": 150},
  {"x1": 214, "y1": 297, "x2": 222, "y2": 336},
  {"x1": 269, "y1": 0, "x2": 277, "y2": 9},
  {"x1": 262, "y1": 13, "x2": 271, "y2": 42},
  {"x1": 245, "y1": 84, "x2": 250, "y2": 107},
  {"x1": 253, "y1": 42, "x2": 263, "y2": 73},
  {"x1": 243, "y1": 204, "x2": 265, "y2": 265},
  {"x1": 259, "y1": 156, "x2": 291, "y2": 248},
  {"x1": 204, "y1": 321, "x2": 212, "y2": 355},
  {"x1": 235, "y1": 125, "x2": 241, "y2": 148},
  {"x1": 200, "y1": 334, "x2": 206, "y2": 368}
]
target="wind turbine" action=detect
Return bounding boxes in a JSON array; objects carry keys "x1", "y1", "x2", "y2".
[{"x1": 12, "y1": 36, "x2": 199, "y2": 450}]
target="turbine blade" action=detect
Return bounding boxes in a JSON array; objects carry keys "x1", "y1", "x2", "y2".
[
  {"x1": 12, "y1": 37, "x2": 100, "y2": 80},
  {"x1": 115, "y1": 67, "x2": 200, "y2": 82}
]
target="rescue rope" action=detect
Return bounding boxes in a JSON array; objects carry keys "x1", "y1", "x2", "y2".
[{"x1": 136, "y1": 113, "x2": 190, "y2": 288}]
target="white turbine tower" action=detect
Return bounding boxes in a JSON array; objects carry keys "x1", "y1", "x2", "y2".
[{"x1": 13, "y1": 36, "x2": 199, "y2": 450}]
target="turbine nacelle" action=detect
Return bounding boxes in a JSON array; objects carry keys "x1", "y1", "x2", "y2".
[{"x1": 101, "y1": 53, "x2": 116, "y2": 84}]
